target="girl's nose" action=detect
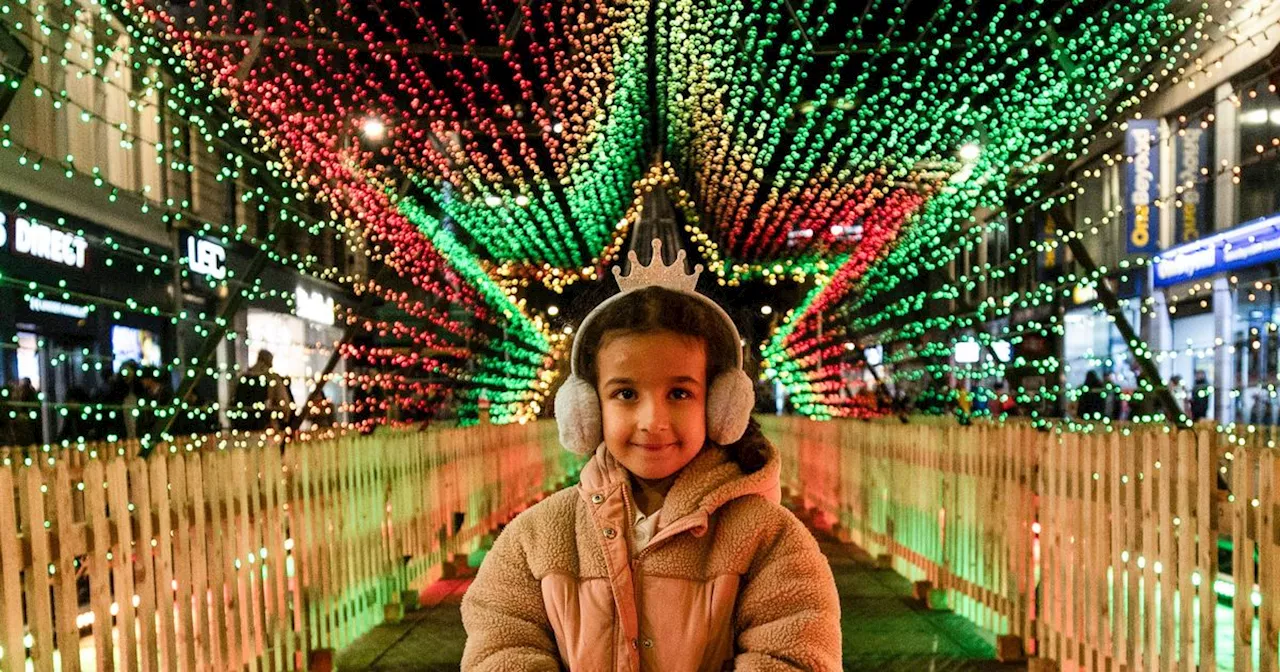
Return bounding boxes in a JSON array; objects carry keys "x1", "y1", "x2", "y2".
[{"x1": 638, "y1": 398, "x2": 672, "y2": 430}]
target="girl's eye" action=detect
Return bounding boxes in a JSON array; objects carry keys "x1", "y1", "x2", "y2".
[
  {"x1": 611, "y1": 389, "x2": 636, "y2": 401},
  {"x1": 670, "y1": 388, "x2": 693, "y2": 400}
]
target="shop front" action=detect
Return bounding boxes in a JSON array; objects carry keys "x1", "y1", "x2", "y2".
[
  {"x1": 240, "y1": 274, "x2": 349, "y2": 429},
  {"x1": 0, "y1": 204, "x2": 174, "y2": 443},
  {"x1": 1154, "y1": 209, "x2": 1280, "y2": 425}
]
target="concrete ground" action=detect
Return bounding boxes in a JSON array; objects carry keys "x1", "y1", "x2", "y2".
[{"x1": 336, "y1": 532, "x2": 1026, "y2": 672}]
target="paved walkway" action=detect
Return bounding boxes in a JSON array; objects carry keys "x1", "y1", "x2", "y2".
[{"x1": 337, "y1": 532, "x2": 1024, "y2": 671}]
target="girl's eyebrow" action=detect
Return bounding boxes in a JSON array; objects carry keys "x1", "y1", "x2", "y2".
[{"x1": 602, "y1": 375, "x2": 702, "y2": 386}]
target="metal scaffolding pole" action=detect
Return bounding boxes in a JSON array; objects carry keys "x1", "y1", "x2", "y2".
[
  {"x1": 1052, "y1": 206, "x2": 1190, "y2": 427},
  {"x1": 144, "y1": 243, "x2": 276, "y2": 456},
  {"x1": 290, "y1": 262, "x2": 398, "y2": 431}
]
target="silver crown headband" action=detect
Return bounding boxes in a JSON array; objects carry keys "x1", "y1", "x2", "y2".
[{"x1": 569, "y1": 239, "x2": 744, "y2": 375}]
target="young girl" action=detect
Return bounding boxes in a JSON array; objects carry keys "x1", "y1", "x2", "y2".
[{"x1": 462, "y1": 244, "x2": 841, "y2": 671}]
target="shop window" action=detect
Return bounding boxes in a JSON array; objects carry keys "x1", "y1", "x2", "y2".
[
  {"x1": 1063, "y1": 301, "x2": 1140, "y2": 390},
  {"x1": 16, "y1": 332, "x2": 40, "y2": 391},
  {"x1": 1234, "y1": 274, "x2": 1280, "y2": 425},
  {"x1": 1237, "y1": 77, "x2": 1280, "y2": 224},
  {"x1": 111, "y1": 325, "x2": 162, "y2": 372},
  {"x1": 1168, "y1": 309, "x2": 1215, "y2": 397}
]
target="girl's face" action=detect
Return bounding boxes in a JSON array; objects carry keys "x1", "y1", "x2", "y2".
[{"x1": 595, "y1": 329, "x2": 708, "y2": 482}]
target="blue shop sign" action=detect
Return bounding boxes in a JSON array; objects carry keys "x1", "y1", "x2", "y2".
[
  {"x1": 1153, "y1": 211, "x2": 1280, "y2": 287},
  {"x1": 1125, "y1": 119, "x2": 1160, "y2": 255}
]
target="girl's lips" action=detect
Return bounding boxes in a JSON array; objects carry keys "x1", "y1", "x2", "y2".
[{"x1": 632, "y1": 442, "x2": 676, "y2": 450}]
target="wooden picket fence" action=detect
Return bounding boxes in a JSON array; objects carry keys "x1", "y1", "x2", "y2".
[
  {"x1": 765, "y1": 415, "x2": 1280, "y2": 672},
  {"x1": 0, "y1": 420, "x2": 571, "y2": 671}
]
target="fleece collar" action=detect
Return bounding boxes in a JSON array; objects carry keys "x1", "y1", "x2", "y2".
[{"x1": 577, "y1": 440, "x2": 782, "y2": 527}]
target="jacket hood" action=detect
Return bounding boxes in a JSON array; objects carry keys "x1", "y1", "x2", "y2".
[{"x1": 578, "y1": 438, "x2": 782, "y2": 526}]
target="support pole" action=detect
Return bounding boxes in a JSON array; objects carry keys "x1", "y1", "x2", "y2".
[
  {"x1": 290, "y1": 263, "x2": 397, "y2": 431},
  {"x1": 1052, "y1": 206, "x2": 1190, "y2": 427},
  {"x1": 144, "y1": 245, "x2": 275, "y2": 456}
]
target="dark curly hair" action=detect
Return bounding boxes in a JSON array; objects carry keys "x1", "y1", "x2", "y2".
[{"x1": 576, "y1": 286, "x2": 771, "y2": 474}]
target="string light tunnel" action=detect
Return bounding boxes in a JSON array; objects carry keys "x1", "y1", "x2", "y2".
[{"x1": 0, "y1": 0, "x2": 1210, "y2": 443}]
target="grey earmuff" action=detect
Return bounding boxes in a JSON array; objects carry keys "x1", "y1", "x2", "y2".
[{"x1": 553, "y1": 241, "x2": 755, "y2": 455}]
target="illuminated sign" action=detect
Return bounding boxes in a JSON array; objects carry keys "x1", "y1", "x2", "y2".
[
  {"x1": 295, "y1": 286, "x2": 336, "y2": 325},
  {"x1": 186, "y1": 236, "x2": 227, "y2": 280},
  {"x1": 954, "y1": 341, "x2": 980, "y2": 364},
  {"x1": 1154, "y1": 211, "x2": 1280, "y2": 287},
  {"x1": 5, "y1": 214, "x2": 88, "y2": 269},
  {"x1": 29, "y1": 297, "x2": 90, "y2": 319},
  {"x1": 1125, "y1": 120, "x2": 1160, "y2": 255},
  {"x1": 1175, "y1": 128, "x2": 1208, "y2": 244},
  {"x1": 14, "y1": 216, "x2": 89, "y2": 267}
]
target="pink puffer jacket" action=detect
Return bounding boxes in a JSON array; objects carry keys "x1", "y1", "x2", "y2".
[{"x1": 461, "y1": 441, "x2": 842, "y2": 671}]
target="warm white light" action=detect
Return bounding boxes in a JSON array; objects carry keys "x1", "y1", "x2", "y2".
[
  {"x1": 547, "y1": 305, "x2": 560, "y2": 316},
  {"x1": 1241, "y1": 109, "x2": 1269, "y2": 125},
  {"x1": 362, "y1": 117, "x2": 386, "y2": 141},
  {"x1": 515, "y1": 195, "x2": 530, "y2": 207},
  {"x1": 761, "y1": 305, "x2": 773, "y2": 315},
  {"x1": 958, "y1": 142, "x2": 982, "y2": 162},
  {"x1": 484, "y1": 195, "x2": 503, "y2": 207}
]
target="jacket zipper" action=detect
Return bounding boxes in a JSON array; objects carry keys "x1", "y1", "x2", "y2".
[
  {"x1": 613, "y1": 484, "x2": 706, "y2": 668},
  {"x1": 619, "y1": 485, "x2": 641, "y2": 669}
]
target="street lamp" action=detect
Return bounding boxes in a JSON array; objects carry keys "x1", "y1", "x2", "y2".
[{"x1": 362, "y1": 117, "x2": 386, "y2": 142}]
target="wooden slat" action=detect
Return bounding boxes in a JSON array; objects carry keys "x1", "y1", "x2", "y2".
[
  {"x1": 1159, "y1": 430, "x2": 1175, "y2": 672},
  {"x1": 0, "y1": 465, "x2": 26, "y2": 672},
  {"x1": 204, "y1": 451, "x2": 230, "y2": 671},
  {"x1": 107, "y1": 458, "x2": 139, "y2": 672},
  {"x1": 1109, "y1": 430, "x2": 1127, "y2": 671},
  {"x1": 320, "y1": 438, "x2": 338, "y2": 647},
  {"x1": 1066, "y1": 431, "x2": 1079, "y2": 667},
  {"x1": 167, "y1": 454, "x2": 197, "y2": 672},
  {"x1": 188, "y1": 452, "x2": 216, "y2": 671},
  {"x1": 230, "y1": 449, "x2": 258, "y2": 672},
  {"x1": 1262, "y1": 443, "x2": 1278, "y2": 672},
  {"x1": 1198, "y1": 428, "x2": 1217, "y2": 672},
  {"x1": 84, "y1": 460, "x2": 114, "y2": 672},
  {"x1": 1236, "y1": 444, "x2": 1255, "y2": 672},
  {"x1": 128, "y1": 458, "x2": 158, "y2": 672},
  {"x1": 1083, "y1": 431, "x2": 1099, "y2": 672},
  {"x1": 24, "y1": 461, "x2": 55, "y2": 672},
  {"x1": 262, "y1": 444, "x2": 288, "y2": 671},
  {"x1": 149, "y1": 456, "x2": 177, "y2": 672},
  {"x1": 53, "y1": 460, "x2": 80, "y2": 672},
  {"x1": 1177, "y1": 431, "x2": 1195, "y2": 672},
  {"x1": 284, "y1": 443, "x2": 309, "y2": 669},
  {"x1": 242, "y1": 447, "x2": 266, "y2": 670},
  {"x1": 1042, "y1": 428, "x2": 1056, "y2": 660}
]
